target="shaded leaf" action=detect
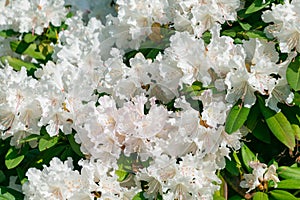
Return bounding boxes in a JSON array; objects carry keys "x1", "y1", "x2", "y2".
[
  {"x1": 258, "y1": 96, "x2": 295, "y2": 150},
  {"x1": 67, "y1": 134, "x2": 84, "y2": 157},
  {"x1": 0, "y1": 187, "x2": 24, "y2": 200},
  {"x1": 252, "y1": 120, "x2": 271, "y2": 144}
]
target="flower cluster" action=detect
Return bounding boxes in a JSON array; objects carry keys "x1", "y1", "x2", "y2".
[
  {"x1": 240, "y1": 161, "x2": 280, "y2": 193},
  {"x1": 0, "y1": 0, "x2": 298, "y2": 199}
]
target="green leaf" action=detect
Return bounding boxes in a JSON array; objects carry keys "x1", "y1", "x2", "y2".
[
  {"x1": 244, "y1": 30, "x2": 267, "y2": 40},
  {"x1": 292, "y1": 124, "x2": 300, "y2": 140},
  {"x1": 115, "y1": 169, "x2": 129, "y2": 182},
  {"x1": 258, "y1": 96, "x2": 296, "y2": 150},
  {"x1": 277, "y1": 179, "x2": 300, "y2": 189},
  {"x1": 132, "y1": 192, "x2": 147, "y2": 200},
  {"x1": 10, "y1": 41, "x2": 46, "y2": 60},
  {"x1": 277, "y1": 166, "x2": 300, "y2": 180},
  {"x1": 245, "y1": 102, "x2": 260, "y2": 131},
  {"x1": 0, "y1": 187, "x2": 24, "y2": 200},
  {"x1": 229, "y1": 195, "x2": 246, "y2": 200},
  {"x1": 38, "y1": 135, "x2": 59, "y2": 151},
  {"x1": 0, "y1": 56, "x2": 38, "y2": 71},
  {"x1": 287, "y1": 55, "x2": 300, "y2": 91},
  {"x1": 225, "y1": 102, "x2": 250, "y2": 134},
  {"x1": 238, "y1": 20, "x2": 252, "y2": 31},
  {"x1": 245, "y1": 0, "x2": 270, "y2": 14},
  {"x1": 270, "y1": 190, "x2": 297, "y2": 200},
  {"x1": 19, "y1": 134, "x2": 40, "y2": 144},
  {"x1": 222, "y1": 30, "x2": 237, "y2": 37},
  {"x1": 241, "y1": 143, "x2": 256, "y2": 173},
  {"x1": 252, "y1": 120, "x2": 271, "y2": 144},
  {"x1": 23, "y1": 33, "x2": 38, "y2": 43},
  {"x1": 293, "y1": 92, "x2": 300, "y2": 106},
  {"x1": 225, "y1": 158, "x2": 240, "y2": 176},
  {"x1": 66, "y1": 134, "x2": 84, "y2": 157},
  {"x1": 253, "y1": 192, "x2": 269, "y2": 200},
  {"x1": 213, "y1": 195, "x2": 226, "y2": 200},
  {"x1": 5, "y1": 147, "x2": 25, "y2": 169},
  {"x1": 0, "y1": 170, "x2": 5, "y2": 183},
  {"x1": 0, "y1": 29, "x2": 19, "y2": 38}
]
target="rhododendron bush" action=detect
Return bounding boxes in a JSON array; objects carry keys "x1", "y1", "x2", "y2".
[{"x1": 1, "y1": 0, "x2": 300, "y2": 199}]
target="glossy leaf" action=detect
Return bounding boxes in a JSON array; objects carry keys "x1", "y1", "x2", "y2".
[
  {"x1": 277, "y1": 166, "x2": 300, "y2": 180},
  {"x1": 241, "y1": 143, "x2": 256, "y2": 173},
  {"x1": 287, "y1": 56, "x2": 300, "y2": 91},
  {"x1": 258, "y1": 97, "x2": 295, "y2": 150},
  {"x1": 5, "y1": 147, "x2": 24, "y2": 169},
  {"x1": 277, "y1": 179, "x2": 300, "y2": 189},
  {"x1": 253, "y1": 192, "x2": 269, "y2": 200},
  {"x1": 225, "y1": 102, "x2": 250, "y2": 134},
  {"x1": 270, "y1": 190, "x2": 297, "y2": 200}
]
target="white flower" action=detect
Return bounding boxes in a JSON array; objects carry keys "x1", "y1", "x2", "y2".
[
  {"x1": 262, "y1": 0, "x2": 300, "y2": 52},
  {"x1": 23, "y1": 157, "x2": 96, "y2": 200},
  {"x1": 240, "y1": 161, "x2": 280, "y2": 193}
]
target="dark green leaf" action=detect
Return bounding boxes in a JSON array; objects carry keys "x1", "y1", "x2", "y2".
[
  {"x1": 277, "y1": 166, "x2": 300, "y2": 180},
  {"x1": 0, "y1": 29, "x2": 19, "y2": 38},
  {"x1": 287, "y1": 55, "x2": 300, "y2": 91},
  {"x1": 270, "y1": 190, "x2": 297, "y2": 200},
  {"x1": 252, "y1": 120, "x2": 271, "y2": 144},
  {"x1": 0, "y1": 170, "x2": 5, "y2": 183},
  {"x1": 0, "y1": 187, "x2": 24, "y2": 200},
  {"x1": 253, "y1": 192, "x2": 269, "y2": 200},
  {"x1": 38, "y1": 135, "x2": 59, "y2": 151},
  {"x1": 5, "y1": 147, "x2": 25, "y2": 169},
  {"x1": 258, "y1": 96, "x2": 295, "y2": 150},
  {"x1": 10, "y1": 40, "x2": 30, "y2": 54},
  {"x1": 67, "y1": 134, "x2": 84, "y2": 157},
  {"x1": 225, "y1": 159, "x2": 239, "y2": 176},
  {"x1": 241, "y1": 143, "x2": 256, "y2": 173},
  {"x1": 225, "y1": 102, "x2": 250, "y2": 134}
]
